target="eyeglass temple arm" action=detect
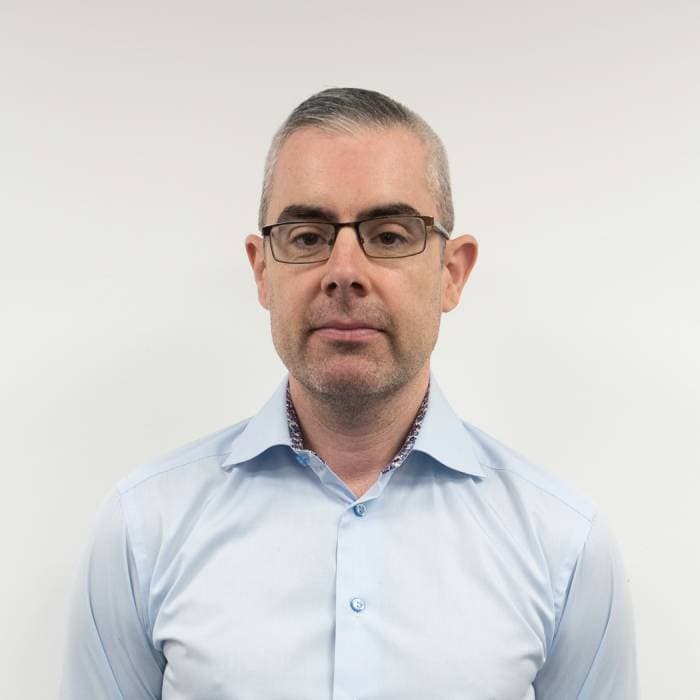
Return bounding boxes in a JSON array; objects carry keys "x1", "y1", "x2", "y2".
[{"x1": 432, "y1": 221, "x2": 451, "y2": 239}]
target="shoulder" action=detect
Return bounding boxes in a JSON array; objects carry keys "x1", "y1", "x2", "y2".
[
  {"x1": 107, "y1": 419, "x2": 253, "y2": 563},
  {"x1": 457, "y1": 421, "x2": 601, "y2": 607},
  {"x1": 82, "y1": 419, "x2": 255, "y2": 621},
  {"x1": 463, "y1": 420, "x2": 597, "y2": 524},
  {"x1": 457, "y1": 421, "x2": 622, "y2": 637},
  {"x1": 117, "y1": 418, "x2": 251, "y2": 497}
]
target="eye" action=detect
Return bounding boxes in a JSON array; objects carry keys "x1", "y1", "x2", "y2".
[
  {"x1": 292, "y1": 232, "x2": 324, "y2": 247},
  {"x1": 285, "y1": 225, "x2": 332, "y2": 249},
  {"x1": 373, "y1": 230, "x2": 409, "y2": 247}
]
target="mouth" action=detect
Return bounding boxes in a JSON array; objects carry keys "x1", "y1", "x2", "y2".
[{"x1": 312, "y1": 321, "x2": 384, "y2": 342}]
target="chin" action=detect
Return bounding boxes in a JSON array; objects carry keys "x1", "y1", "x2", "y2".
[{"x1": 296, "y1": 359, "x2": 412, "y2": 403}]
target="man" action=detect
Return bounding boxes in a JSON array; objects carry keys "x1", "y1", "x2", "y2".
[{"x1": 61, "y1": 88, "x2": 637, "y2": 699}]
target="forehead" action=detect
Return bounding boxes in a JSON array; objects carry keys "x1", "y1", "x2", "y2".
[{"x1": 266, "y1": 126, "x2": 436, "y2": 224}]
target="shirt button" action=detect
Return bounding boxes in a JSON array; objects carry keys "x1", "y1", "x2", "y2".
[
  {"x1": 350, "y1": 597, "x2": 366, "y2": 613},
  {"x1": 353, "y1": 503, "x2": 367, "y2": 517}
]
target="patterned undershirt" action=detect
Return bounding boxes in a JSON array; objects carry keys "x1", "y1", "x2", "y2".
[{"x1": 285, "y1": 383, "x2": 429, "y2": 474}]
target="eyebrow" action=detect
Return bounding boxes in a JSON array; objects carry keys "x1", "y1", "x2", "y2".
[
  {"x1": 356, "y1": 202, "x2": 422, "y2": 220},
  {"x1": 275, "y1": 202, "x2": 422, "y2": 224},
  {"x1": 275, "y1": 205, "x2": 336, "y2": 223}
]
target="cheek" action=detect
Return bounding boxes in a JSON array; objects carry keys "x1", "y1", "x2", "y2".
[
  {"x1": 273, "y1": 279, "x2": 306, "y2": 307},
  {"x1": 426, "y1": 276, "x2": 446, "y2": 334},
  {"x1": 396, "y1": 275, "x2": 443, "y2": 334},
  {"x1": 420, "y1": 269, "x2": 445, "y2": 312},
  {"x1": 266, "y1": 276, "x2": 308, "y2": 337},
  {"x1": 265, "y1": 273, "x2": 291, "y2": 314}
]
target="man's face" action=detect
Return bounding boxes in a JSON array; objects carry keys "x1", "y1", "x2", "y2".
[{"x1": 247, "y1": 125, "x2": 475, "y2": 402}]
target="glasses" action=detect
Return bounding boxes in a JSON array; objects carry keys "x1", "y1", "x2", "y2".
[{"x1": 261, "y1": 215, "x2": 449, "y2": 264}]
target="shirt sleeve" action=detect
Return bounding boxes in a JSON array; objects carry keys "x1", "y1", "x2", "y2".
[
  {"x1": 534, "y1": 511, "x2": 638, "y2": 699},
  {"x1": 60, "y1": 490, "x2": 165, "y2": 699}
]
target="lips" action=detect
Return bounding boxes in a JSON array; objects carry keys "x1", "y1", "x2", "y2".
[
  {"x1": 313, "y1": 320, "x2": 384, "y2": 341},
  {"x1": 316, "y1": 320, "x2": 381, "y2": 331}
]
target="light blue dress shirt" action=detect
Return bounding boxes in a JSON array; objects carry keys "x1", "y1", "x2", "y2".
[{"x1": 61, "y1": 377, "x2": 637, "y2": 699}]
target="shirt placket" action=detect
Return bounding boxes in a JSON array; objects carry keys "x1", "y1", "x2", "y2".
[
  {"x1": 286, "y1": 384, "x2": 429, "y2": 699},
  {"x1": 332, "y1": 497, "x2": 372, "y2": 700}
]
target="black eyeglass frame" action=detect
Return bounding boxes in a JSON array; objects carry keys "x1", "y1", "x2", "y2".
[{"x1": 261, "y1": 215, "x2": 450, "y2": 264}]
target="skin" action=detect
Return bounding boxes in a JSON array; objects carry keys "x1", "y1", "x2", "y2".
[{"x1": 246, "y1": 125, "x2": 478, "y2": 496}]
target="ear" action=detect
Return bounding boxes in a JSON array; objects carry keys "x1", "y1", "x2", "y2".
[
  {"x1": 245, "y1": 234, "x2": 270, "y2": 309},
  {"x1": 441, "y1": 234, "x2": 478, "y2": 312}
]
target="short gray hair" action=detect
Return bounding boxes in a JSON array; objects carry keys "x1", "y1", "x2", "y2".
[{"x1": 258, "y1": 87, "x2": 454, "y2": 233}]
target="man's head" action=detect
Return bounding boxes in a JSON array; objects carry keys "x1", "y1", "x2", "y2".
[{"x1": 246, "y1": 88, "x2": 477, "y2": 408}]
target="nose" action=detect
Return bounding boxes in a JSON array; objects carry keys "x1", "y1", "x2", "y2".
[{"x1": 319, "y1": 225, "x2": 371, "y2": 298}]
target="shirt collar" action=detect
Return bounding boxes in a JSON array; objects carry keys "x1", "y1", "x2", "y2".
[
  {"x1": 410, "y1": 378, "x2": 486, "y2": 478},
  {"x1": 221, "y1": 378, "x2": 292, "y2": 468},
  {"x1": 221, "y1": 374, "x2": 486, "y2": 479}
]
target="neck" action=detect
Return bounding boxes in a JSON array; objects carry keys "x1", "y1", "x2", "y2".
[{"x1": 288, "y1": 368, "x2": 430, "y2": 497}]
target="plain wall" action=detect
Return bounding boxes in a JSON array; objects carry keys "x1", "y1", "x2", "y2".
[{"x1": 1, "y1": 1, "x2": 698, "y2": 697}]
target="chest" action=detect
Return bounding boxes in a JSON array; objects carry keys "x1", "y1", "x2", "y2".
[{"x1": 151, "y1": 484, "x2": 551, "y2": 700}]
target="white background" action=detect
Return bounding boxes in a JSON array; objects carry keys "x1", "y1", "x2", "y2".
[{"x1": 2, "y1": 1, "x2": 698, "y2": 697}]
